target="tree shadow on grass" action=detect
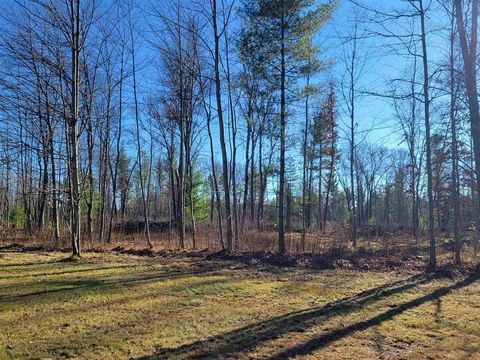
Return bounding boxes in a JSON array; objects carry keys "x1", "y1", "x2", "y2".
[
  {"x1": 137, "y1": 273, "x2": 436, "y2": 359},
  {"x1": 0, "y1": 259, "x2": 63, "y2": 268},
  {"x1": 0, "y1": 261, "x2": 226, "y2": 304},
  {"x1": 270, "y1": 271, "x2": 480, "y2": 359},
  {"x1": 0, "y1": 263, "x2": 139, "y2": 280}
]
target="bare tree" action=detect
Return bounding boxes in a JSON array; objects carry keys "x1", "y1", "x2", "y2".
[
  {"x1": 129, "y1": 8, "x2": 153, "y2": 249},
  {"x1": 212, "y1": 0, "x2": 233, "y2": 251},
  {"x1": 455, "y1": 0, "x2": 479, "y2": 257}
]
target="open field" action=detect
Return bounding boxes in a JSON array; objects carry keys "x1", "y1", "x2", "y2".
[{"x1": 1, "y1": 251, "x2": 480, "y2": 359}]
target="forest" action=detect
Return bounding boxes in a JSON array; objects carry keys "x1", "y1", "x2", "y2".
[{"x1": 1, "y1": 0, "x2": 480, "y2": 359}]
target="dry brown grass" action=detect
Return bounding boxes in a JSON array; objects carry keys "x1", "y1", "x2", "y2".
[
  {"x1": 1, "y1": 223, "x2": 478, "y2": 270},
  {"x1": 1, "y1": 251, "x2": 479, "y2": 359}
]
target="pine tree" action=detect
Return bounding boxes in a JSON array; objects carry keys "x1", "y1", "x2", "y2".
[
  {"x1": 313, "y1": 84, "x2": 339, "y2": 231},
  {"x1": 240, "y1": 0, "x2": 334, "y2": 254}
]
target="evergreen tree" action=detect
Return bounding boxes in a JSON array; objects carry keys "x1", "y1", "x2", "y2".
[{"x1": 240, "y1": 0, "x2": 335, "y2": 253}]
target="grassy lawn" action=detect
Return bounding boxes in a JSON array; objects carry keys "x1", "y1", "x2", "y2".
[{"x1": 1, "y1": 251, "x2": 479, "y2": 359}]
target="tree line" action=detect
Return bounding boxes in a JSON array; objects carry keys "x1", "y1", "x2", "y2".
[{"x1": 0, "y1": 0, "x2": 479, "y2": 270}]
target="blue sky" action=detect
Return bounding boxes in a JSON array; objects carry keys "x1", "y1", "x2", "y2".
[
  {"x1": 122, "y1": 0, "x2": 458, "y2": 198},
  {"x1": 325, "y1": 0, "x2": 455, "y2": 145},
  {"x1": 0, "y1": 0, "x2": 454, "y2": 190}
]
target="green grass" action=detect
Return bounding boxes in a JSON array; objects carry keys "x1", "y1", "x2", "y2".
[{"x1": 0, "y1": 251, "x2": 479, "y2": 359}]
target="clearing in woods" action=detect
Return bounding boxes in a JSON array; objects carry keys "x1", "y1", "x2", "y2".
[{"x1": 1, "y1": 251, "x2": 480, "y2": 359}]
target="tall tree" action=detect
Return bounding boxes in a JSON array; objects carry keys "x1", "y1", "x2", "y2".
[
  {"x1": 241, "y1": 0, "x2": 334, "y2": 253},
  {"x1": 455, "y1": 0, "x2": 479, "y2": 258},
  {"x1": 212, "y1": 0, "x2": 234, "y2": 251},
  {"x1": 418, "y1": 0, "x2": 436, "y2": 269},
  {"x1": 340, "y1": 10, "x2": 367, "y2": 247},
  {"x1": 129, "y1": 8, "x2": 153, "y2": 249}
]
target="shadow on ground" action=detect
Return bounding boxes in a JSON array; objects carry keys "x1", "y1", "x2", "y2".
[
  {"x1": 136, "y1": 271, "x2": 480, "y2": 359},
  {"x1": 0, "y1": 259, "x2": 226, "y2": 304}
]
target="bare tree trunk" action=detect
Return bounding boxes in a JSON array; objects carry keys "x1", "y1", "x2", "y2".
[
  {"x1": 198, "y1": 57, "x2": 224, "y2": 250},
  {"x1": 19, "y1": 122, "x2": 31, "y2": 236},
  {"x1": 419, "y1": 0, "x2": 436, "y2": 269},
  {"x1": 242, "y1": 120, "x2": 251, "y2": 224},
  {"x1": 210, "y1": 177, "x2": 215, "y2": 223},
  {"x1": 146, "y1": 117, "x2": 155, "y2": 244},
  {"x1": 83, "y1": 56, "x2": 102, "y2": 243},
  {"x1": 107, "y1": 47, "x2": 126, "y2": 244},
  {"x1": 69, "y1": 0, "x2": 81, "y2": 257},
  {"x1": 129, "y1": 14, "x2": 153, "y2": 249},
  {"x1": 213, "y1": 0, "x2": 233, "y2": 251},
  {"x1": 250, "y1": 134, "x2": 256, "y2": 223},
  {"x1": 278, "y1": 13, "x2": 287, "y2": 254},
  {"x1": 208, "y1": 116, "x2": 224, "y2": 250},
  {"x1": 98, "y1": 117, "x2": 110, "y2": 243},
  {"x1": 38, "y1": 148, "x2": 48, "y2": 231},
  {"x1": 323, "y1": 145, "x2": 334, "y2": 231},
  {"x1": 169, "y1": 131, "x2": 177, "y2": 228},
  {"x1": 177, "y1": 7, "x2": 186, "y2": 249},
  {"x1": 286, "y1": 183, "x2": 291, "y2": 231},
  {"x1": 225, "y1": 27, "x2": 239, "y2": 249},
  {"x1": 48, "y1": 114, "x2": 60, "y2": 243},
  {"x1": 348, "y1": 26, "x2": 358, "y2": 247},
  {"x1": 448, "y1": 2, "x2": 460, "y2": 264},
  {"x1": 301, "y1": 75, "x2": 310, "y2": 252},
  {"x1": 455, "y1": 0, "x2": 479, "y2": 259},
  {"x1": 188, "y1": 160, "x2": 196, "y2": 248},
  {"x1": 257, "y1": 130, "x2": 264, "y2": 230},
  {"x1": 307, "y1": 154, "x2": 313, "y2": 228},
  {"x1": 107, "y1": 146, "x2": 121, "y2": 244},
  {"x1": 349, "y1": 86, "x2": 356, "y2": 246},
  {"x1": 317, "y1": 127, "x2": 323, "y2": 231},
  {"x1": 409, "y1": 59, "x2": 419, "y2": 242},
  {"x1": 86, "y1": 92, "x2": 94, "y2": 243}
]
